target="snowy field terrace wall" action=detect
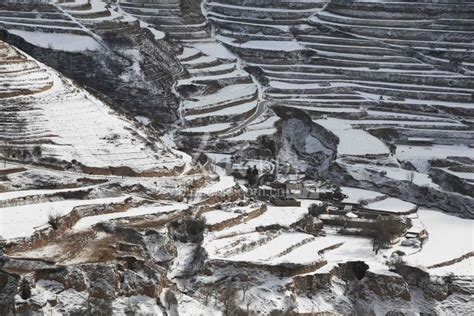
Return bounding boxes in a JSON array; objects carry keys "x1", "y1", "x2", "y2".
[{"x1": 177, "y1": 55, "x2": 259, "y2": 137}]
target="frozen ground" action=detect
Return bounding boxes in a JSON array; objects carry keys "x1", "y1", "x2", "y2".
[
  {"x1": 8, "y1": 30, "x2": 102, "y2": 52},
  {"x1": 405, "y1": 209, "x2": 474, "y2": 272},
  {"x1": 73, "y1": 203, "x2": 189, "y2": 230},
  {"x1": 315, "y1": 118, "x2": 389, "y2": 156},
  {"x1": 0, "y1": 196, "x2": 127, "y2": 239},
  {"x1": 396, "y1": 145, "x2": 474, "y2": 173}
]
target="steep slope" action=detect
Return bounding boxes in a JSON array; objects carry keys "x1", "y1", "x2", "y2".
[
  {"x1": 117, "y1": 0, "x2": 263, "y2": 144},
  {"x1": 0, "y1": 1, "x2": 183, "y2": 129},
  {"x1": 0, "y1": 38, "x2": 220, "y2": 315},
  {"x1": 0, "y1": 40, "x2": 185, "y2": 175}
]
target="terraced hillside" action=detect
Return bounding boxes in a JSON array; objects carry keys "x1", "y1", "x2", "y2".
[
  {"x1": 116, "y1": 0, "x2": 262, "y2": 141},
  {"x1": 118, "y1": 0, "x2": 210, "y2": 42},
  {"x1": 0, "y1": 0, "x2": 264, "y2": 141},
  {"x1": 205, "y1": 0, "x2": 474, "y2": 216},
  {"x1": 0, "y1": 40, "x2": 185, "y2": 175},
  {"x1": 3, "y1": 158, "x2": 472, "y2": 315},
  {"x1": 176, "y1": 44, "x2": 260, "y2": 138},
  {"x1": 0, "y1": 1, "x2": 473, "y2": 315},
  {"x1": 0, "y1": 2, "x2": 105, "y2": 51},
  {"x1": 0, "y1": 38, "x2": 226, "y2": 314},
  {"x1": 0, "y1": 1, "x2": 184, "y2": 128}
]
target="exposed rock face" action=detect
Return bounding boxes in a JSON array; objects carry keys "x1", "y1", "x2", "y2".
[
  {"x1": 392, "y1": 263, "x2": 450, "y2": 302},
  {"x1": 337, "y1": 164, "x2": 474, "y2": 219},
  {"x1": 291, "y1": 261, "x2": 472, "y2": 314},
  {"x1": 430, "y1": 167, "x2": 474, "y2": 198},
  {"x1": 168, "y1": 216, "x2": 205, "y2": 244},
  {"x1": 81, "y1": 264, "x2": 120, "y2": 300},
  {"x1": 358, "y1": 270, "x2": 411, "y2": 302},
  {"x1": 272, "y1": 105, "x2": 339, "y2": 179},
  {"x1": 121, "y1": 269, "x2": 157, "y2": 298},
  {"x1": 6, "y1": 259, "x2": 163, "y2": 314},
  {"x1": 34, "y1": 266, "x2": 88, "y2": 292},
  {"x1": 0, "y1": 270, "x2": 19, "y2": 315},
  {"x1": 293, "y1": 263, "x2": 408, "y2": 311}
]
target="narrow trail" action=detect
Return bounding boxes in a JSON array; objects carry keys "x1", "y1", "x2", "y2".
[
  {"x1": 217, "y1": 100, "x2": 268, "y2": 137},
  {"x1": 54, "y1": 2, "x2": 109, "y2": 50}
]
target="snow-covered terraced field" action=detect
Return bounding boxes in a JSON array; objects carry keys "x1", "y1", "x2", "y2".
[
  {"x1": 206, "y1": 0, "x2": 473, "y2": 124},
  {"x1": 59, "y1": 0, "x2": 113, "y2": 20},
  {"x1": 202, "y1": 201, "x2": 334, "y2": 269},
  {"x1": 179, "y1": 59, "x2": 259, "y2": 133},
  {"x1": 0, "y1": 2, "x2": 104, "y2": 51},
  {"x1": 119, "y1": 0, "x2": 210, "y2": 42},
  {"x1": 73, "y1": 202, "x2": 189, "y2": 230},
  {"x1": 175, "y1": 39, "x2": 260, "y2": 137},
  {"x1": 205, "y1": 0, "x2": 474, "y2": 205},
  {"x1": 0, "y1": 41, "x2": 186, "y2": 174},
  {"x1": 201, "y1": 203, "x2": 260, "y2": 227},
  {"x1": 202, "y1": 195, "x2": 425, "y2": 272},
  {"x1": 215, "y1": 201, "x2": 313, "y2": 238},
  {"x1": 228, "y1": 232, "x2": 316, "y2": 264},
  {"x1": 0, "y1": 2, "x2": 472, "y2": 314},
  {"x1": 0, "y1": 195, "x2": 127, "y2": 240},
  {"x1": 405, "y1": 209, "x2": 474, "y2": 272},
  {"x1": 179, "y1": 46, "x2": 255, "y2": 134},
  {"x1": 103, "y1": 0, "x2": 263, "y2": 139}
]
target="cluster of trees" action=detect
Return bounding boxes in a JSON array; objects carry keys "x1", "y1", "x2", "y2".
[{"x1": 373, "y1": 215, "x2": 409, "y2": 254}]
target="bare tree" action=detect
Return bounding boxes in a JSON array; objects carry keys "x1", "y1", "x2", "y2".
[
  {"x1": 373, "y1": 215, "x2": 408, "y2": 254},
  {"x1": 241, "y1": 283, "x2": 251, "y2": 301},
  {"x1": 201, "y1": 286, "x2": 213, "y2": 306},
  {"x1": 218, "y1": 287, "x2": 238, "y2": 316}
]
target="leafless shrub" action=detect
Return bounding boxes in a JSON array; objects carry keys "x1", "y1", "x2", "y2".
[
  {"x1": 200, "y1": 286, "x2": 214, "y2": 305},
  {"x1": 19, "y1": 278, "x2": 31, "y2": 300},
  {"x1": 47, "y1": 212, "x2": 61, "y2": 230}
]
